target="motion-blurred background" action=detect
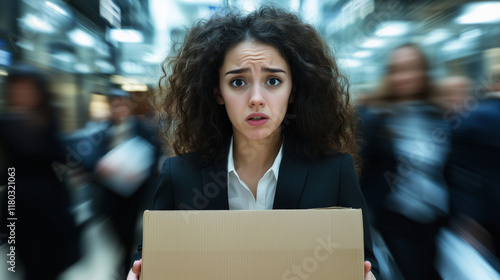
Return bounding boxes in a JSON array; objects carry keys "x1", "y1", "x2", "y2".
[
  {"x1": 0, "y1": 0, "x2": 499, "y2": 130},
  {"x1": 0, "y1": 0, "x2": 499, "y2": 279}
]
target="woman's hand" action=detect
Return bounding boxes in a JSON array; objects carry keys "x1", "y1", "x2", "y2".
[
  {"x1": 126, "y1": 259, "x2": 142, "y2": 280},
  {"x1": 364, "y1": 261, "x2": 376, "y2": 280}
]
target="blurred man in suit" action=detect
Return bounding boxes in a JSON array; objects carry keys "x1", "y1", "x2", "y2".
[{"x1": 445, "y1": 71, "x2": 500, "y2": 260}]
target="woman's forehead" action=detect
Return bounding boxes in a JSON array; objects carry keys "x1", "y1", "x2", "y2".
[
  {"x1": 221, "y1": 41, "x2": 289, "y2": 70},
  {"x1": 390, "y1": 47, "x2": 423, "y2": 64}
]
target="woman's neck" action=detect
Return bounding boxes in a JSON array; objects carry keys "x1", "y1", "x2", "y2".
[{"x1": 232, "y1": 132, "x2": 282, "y2": 174}]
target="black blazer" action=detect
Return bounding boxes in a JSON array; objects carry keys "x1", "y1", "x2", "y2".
[
  {"x1": 133, "y1": 141, "x2": 380, "y2": 278},
  {"x1": 445, "y1": 98, "x2": 500, "y2": 226}
]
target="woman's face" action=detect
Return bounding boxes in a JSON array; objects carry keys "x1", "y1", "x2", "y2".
[
  {"x1": 217, "y1": 41, "x2": 293, "y2": 142},
  {"x1": 8, "y1": 78, "x2": 40, "y2": 110},
  {"x1": 109, "y1": 97, "x2": 131, "y2": 122},
  {"x1": 388, "y1": 46, "x2": 427, "y2": 98}
]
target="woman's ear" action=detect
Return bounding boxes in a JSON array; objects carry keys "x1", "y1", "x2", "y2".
[{"x1": 213, "y1": 88, "x2": 224, "y2": 105}]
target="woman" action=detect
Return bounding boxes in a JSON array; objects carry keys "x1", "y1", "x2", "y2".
[
  {"x1": 0, "y1": 64, "x2": 81, "y2": 279},
  {"x1": 92, "y1": 88, "x2": 161, "y2": 277},
  {"x1": 359, "y1": 43, "x2": 449, "y2": 280},
  {"x1": 127, "y1": 7, "x2": 378, "y2": 280}
]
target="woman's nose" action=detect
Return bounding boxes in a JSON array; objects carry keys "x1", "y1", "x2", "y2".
[{"x1": 248, "y1": 85, "x2": 265, "y2": 107}]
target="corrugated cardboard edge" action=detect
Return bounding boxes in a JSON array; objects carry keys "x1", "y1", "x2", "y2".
[{"x1": 139, "y1": 211, "x2": 147, "y2": 280}]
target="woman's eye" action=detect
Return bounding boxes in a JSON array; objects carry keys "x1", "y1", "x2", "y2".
[
  {"x1": 266, "y1": 78, "x2": 281, "y2": 86},
  {"x1": 230, "y1": 79, "x2": 246, "y2": 87}
]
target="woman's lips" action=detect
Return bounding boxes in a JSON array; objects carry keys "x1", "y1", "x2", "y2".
[{"x1": 246, "y1": 113, "x2": 269, "y2": 126}]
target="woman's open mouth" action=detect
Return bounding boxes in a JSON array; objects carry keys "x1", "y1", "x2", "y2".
[{"x1": 246, "y1": 113, "x2": 269, "y2": 126}]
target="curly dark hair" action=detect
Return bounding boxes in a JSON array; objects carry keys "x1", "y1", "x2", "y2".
[{"x1": 154, "y1": 6, "x2": 360, "y2": 172}]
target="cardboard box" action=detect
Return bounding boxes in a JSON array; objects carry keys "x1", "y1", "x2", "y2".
[{"x1": 141, "y1": 208, "x2": 364, "y2": 280}]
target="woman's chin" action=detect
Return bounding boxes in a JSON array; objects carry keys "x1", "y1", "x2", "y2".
[{"x1": 245, "y1": 131, "x2": 280, "y2": 142}]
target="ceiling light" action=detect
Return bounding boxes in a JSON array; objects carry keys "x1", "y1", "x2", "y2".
[
  {"x1": 375, "y1": 21, "x2": 411, "y2": 37},
  {"x1": 361, "y1": 39, "x2": 384, "y2": 48},
  {"x1": 143, "y1": 52, "x2": 163, "y2": 63},
  {"x1": 339, "y1": 59, "x2": 362, "y2": 68},
  {"x1": 68, "y1": 29, "x2": 95, "y2": 47},
  {"x1": 353, "y1": 51, "x2": 372, "y2": 58},
  {"x1": 45, "y1": 1, "x2": 68, "y2": 16},
  {"x1": 442, "y1": 40, "x2": 466, "y2": 52},
  {"x1": 456, "y1": 2, "x2": 500, "y2": 24},
  {"x1": 53, "y1": 53, "x2": 74, "y2": 63},
  {"x1": 422, "y1": 29, "x2": 451, "y2": 45},
  {"x1": 109, "y1": 29, "x2": 144, "y2": 43},
  {"x1": 74, "y1": 63, "x2": 91, "y2": 73},
  {"x1": 23, "y1": 14, "x2": 54, "y2": 33}
]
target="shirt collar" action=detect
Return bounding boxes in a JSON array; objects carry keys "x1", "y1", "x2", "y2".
[{"x1": 227, "y1": 136, "x2": 284, "y2": 179}]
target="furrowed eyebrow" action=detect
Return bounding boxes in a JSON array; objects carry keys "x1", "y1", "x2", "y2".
[
  {"x1": 224, "y1": 68, "x2": 249, "y2": 76},
  {"x1": 263, "y1": 67, "x2": 286, "y2": 74},
  {"x1": 224, "y1": 67, "x2": 286, "y2": 76}
]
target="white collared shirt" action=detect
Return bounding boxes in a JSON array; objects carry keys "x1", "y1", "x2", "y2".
[{"x1": 227, "y1": 137, "x2": 283, "y2": 210}]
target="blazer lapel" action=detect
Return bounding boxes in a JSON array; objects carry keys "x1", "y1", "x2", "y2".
[
  {"x1": 273, "y1": 146, "x2": 308, "y2": 209},
  {"x1": 201, "y1": 156, "x2": 229, "y2": 210}
]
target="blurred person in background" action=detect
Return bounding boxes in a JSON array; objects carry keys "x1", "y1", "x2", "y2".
[
  {"x1": 444, "y1": 69, "x2": 500, "y2": 263},
  {"x1": 436, "y1": 76, "x2": 472, "y2": 115},
  {"x1": 358, "y1": 43, "x2": 450, "y2": 280},
  {"x1": 91, "y1": 88, "x2": 160, "y2": 278},
  {"x1": 0, "y1": 64, "x2": 81, "y2": 280}
]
